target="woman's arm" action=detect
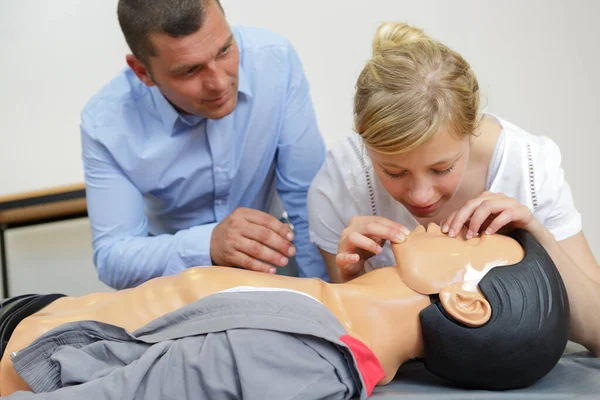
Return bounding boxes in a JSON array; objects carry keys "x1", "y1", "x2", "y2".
[
  {"x1": 318, "y1": 249, "x2": 343, "y2": 283},
  {"x1": 533, "y1": 228, "x2": 600, "y2": 355}
]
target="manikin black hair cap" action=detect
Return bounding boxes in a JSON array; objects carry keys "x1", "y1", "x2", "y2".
[{"x1": 420, "y1": 229, "x2": 569, "y2": 390}]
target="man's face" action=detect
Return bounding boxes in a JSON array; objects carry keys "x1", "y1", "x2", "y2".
[
  {"x1": 393, "y1": 223, "x2": 524, "y2": 295},
  {"x1": 130, "y1": 1, "x2": 240, "y2": 119}
]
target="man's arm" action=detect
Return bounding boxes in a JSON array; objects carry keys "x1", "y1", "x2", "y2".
[
  {"x1": 80, "y1": 119, "x2": 216, "y2": 289},
  {"x1": 275, "y1": 42, "x2": 328, "y2": 280}
]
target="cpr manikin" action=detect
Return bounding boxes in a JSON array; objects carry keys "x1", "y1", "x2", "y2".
[{"x1": 0, "y1": 223, "x2": 569, "y2": 396}]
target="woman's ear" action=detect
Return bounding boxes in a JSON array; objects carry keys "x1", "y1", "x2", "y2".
[{"x1": 439, "y1": 282, "x2": 491, "y2": 327}]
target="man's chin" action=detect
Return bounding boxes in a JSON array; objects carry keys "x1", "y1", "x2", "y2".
[{"x1": 200, "y1": 97, "x2": 237, "y2": 120}]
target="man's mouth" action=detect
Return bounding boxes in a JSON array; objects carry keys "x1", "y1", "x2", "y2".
[{"x1": 204, "y1": 92, "x2": 228, "y2": 104}]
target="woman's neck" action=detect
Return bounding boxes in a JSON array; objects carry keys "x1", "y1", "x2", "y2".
[
  {"x1": 470, "y1": 115, "x2": 504, "y2": 180},
  {"x1": 325, "y1": 268, "x2": 431, "y2": 384}
]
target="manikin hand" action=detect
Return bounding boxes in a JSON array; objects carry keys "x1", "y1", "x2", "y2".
[
  {"x1": 210, "y1": 208, "x2": 296, "y2": 274},
  {"x1": 336, "y1": 216, "x2": 410, "y2": 282},
  {"x1": 441, "y1": 191, "x2": 541, "y2": 239}
]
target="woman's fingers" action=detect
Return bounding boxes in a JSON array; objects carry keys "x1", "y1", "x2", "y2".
[{"x1": 336, "y1": 252, "x2": 360, "y2": 267}]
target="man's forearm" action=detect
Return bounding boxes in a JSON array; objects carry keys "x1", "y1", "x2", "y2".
[{"x1": 94, "y1": 223, "x2": 218, "y2": 289}]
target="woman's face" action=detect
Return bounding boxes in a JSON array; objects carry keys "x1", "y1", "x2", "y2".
[{"x1": 368, "y1": 128, "x2": 471, "y2": 219}]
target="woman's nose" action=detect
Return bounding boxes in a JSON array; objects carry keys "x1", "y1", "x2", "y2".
[{"x1": 408, "y1": 181, "x2": 434, "y2": 205}]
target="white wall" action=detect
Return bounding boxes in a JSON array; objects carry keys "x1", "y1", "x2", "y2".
[
  {"x1": 0, "y1": 0, "x2": 128, "y2": 194},
  {"x1": 0, "y1": 0, "x2": 598, "y2": 296}
]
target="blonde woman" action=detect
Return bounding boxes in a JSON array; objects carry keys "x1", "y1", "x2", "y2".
[{"x1": 307, "y1": 22, "x2": 600, "y2": 355}]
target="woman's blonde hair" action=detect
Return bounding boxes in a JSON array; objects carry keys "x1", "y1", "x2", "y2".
[{"x1": 354, "y1": 22, "x2": 481, "y2": 154}]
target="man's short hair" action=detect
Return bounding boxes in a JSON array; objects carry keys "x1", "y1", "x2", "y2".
[
  {"x1": 117, "y1": 0, "x2": 224, "y2": 65},
  {"x1": 420, "y1": 229, "x2": 570, "y2": 390}
]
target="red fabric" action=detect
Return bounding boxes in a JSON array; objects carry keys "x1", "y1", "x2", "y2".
[{"x1": 339, "y1": 334, "x2": 385, "y2": 396}]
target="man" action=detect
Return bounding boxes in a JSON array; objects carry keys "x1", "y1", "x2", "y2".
[{"x1": 80, "y1": 0, "x2": 327, "y2": 289}]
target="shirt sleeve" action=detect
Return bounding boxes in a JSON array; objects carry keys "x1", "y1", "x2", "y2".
[
  {"x1": 81, "y1": 115, "x2": 216, "y2": 290},
  {"x1": 534, "y1": 137, "x2": 582, "y2": 241},
  {"x1": 273, "y1": 41, "x2": 329, "y2": 281},
  {"x1": 307, "y1": 142, "x2": 361, "y2": 256}
]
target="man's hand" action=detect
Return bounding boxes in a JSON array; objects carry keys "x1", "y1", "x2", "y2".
[{"x1": 210, "y1": 208, "x2": 296, "y2": 273}]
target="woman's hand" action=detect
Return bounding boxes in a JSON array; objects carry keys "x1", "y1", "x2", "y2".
[
  {"x1": 336, "y1": 216, "x2": 410, "y2": 282},
  {"x1": 441, "y1": 191, "x2": 541, "y2": 239}
]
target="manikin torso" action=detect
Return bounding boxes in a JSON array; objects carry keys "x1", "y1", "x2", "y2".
[{"x1": 0, "y1": 223, "x2": 524, "y2": 396}]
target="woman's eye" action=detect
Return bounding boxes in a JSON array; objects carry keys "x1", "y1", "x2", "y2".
[
  {"x1": 384, "y1": 169, "x2": 406, "y2": 179},
  {"x1": 434, "y1": 165, "x2": 455, "y2": 175}
]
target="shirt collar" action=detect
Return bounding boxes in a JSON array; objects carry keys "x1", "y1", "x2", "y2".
[
  {"x1": 237, "y1": 63, "x2": 253, "y2": 99},
  {"x1": 150, "y1": 85, "x2": 181, "y2": 134},
  {"x1": 150, "y1": 63, "x2": 253, "y2": 135}
]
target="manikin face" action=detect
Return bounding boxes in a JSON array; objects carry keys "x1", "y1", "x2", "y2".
[
  {"x1": 127, "y1": 1, "x2": 240, "y2": 119},
  {"x1": 393, "y1": 223, "x2": 525, "y2": 295},
  {"x1": 392, "y1": 223, "x2": 525, "y2": 327},
  {"x1": 368, "y1": 129, "x2": 470, "y2": 219}
]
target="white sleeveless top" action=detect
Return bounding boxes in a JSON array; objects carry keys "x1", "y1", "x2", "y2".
[
  {"x1": 217, "y1": 286, "x2": 322, "y2": 303},
  {"x1": 307, "y1": 114, "x2": 582, "y2": 270}
]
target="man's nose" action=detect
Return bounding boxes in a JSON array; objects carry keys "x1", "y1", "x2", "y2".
[{"x1": 204, "y1": 62, "x2": 227, "y2": 93}]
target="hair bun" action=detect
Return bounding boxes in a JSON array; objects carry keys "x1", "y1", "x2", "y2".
[{"x1": 372, "y1": 22, "x2": 429, "y2": 55}]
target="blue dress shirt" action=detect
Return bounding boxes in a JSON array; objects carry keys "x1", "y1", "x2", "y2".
[{"x1": 80, "y1": 26, "x2": 327, "y2": 289}]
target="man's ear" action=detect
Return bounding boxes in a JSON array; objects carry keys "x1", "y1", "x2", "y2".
[
  {"x1": 439, "y1": 282, "x2": 491, "y2": 327},
  {"x1": 126, "y1": 54, "x2": 155, "y2": 87}
]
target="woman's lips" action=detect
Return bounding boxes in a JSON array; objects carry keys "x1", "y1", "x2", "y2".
[{"x1": 406, "y1": 200, "x2": 440, "y2": 215}]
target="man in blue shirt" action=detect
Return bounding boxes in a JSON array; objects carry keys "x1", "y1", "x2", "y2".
[{"x1": 80, "y1": 0, "x2": 328, "y2": 289}]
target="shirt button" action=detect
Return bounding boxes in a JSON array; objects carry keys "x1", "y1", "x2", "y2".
[
  {"x1": 216, "y1": 199, "x2": 224, "y2": 205},
  {"x1": 215, "y1": 167, "x2": 222, "y2": 173}
]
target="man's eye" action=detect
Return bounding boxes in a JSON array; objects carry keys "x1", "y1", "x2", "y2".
[
  {"x1": 219, "y1": 45, "x2": 231, "y2": 56},
  {"x1": 182, "y1": 66, "x2": 202, "y2": 76}
]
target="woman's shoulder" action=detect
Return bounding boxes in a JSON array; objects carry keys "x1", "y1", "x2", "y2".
[
  {"x1": 307, "y1": 134, "x2": 378, "y2": 253},
  {"x1": 488, "y1": 115, "x2": 562, "y2": 205},
  {"x1": 325, "y1": 134, "x2": 369, "y2": 170},
  {"x1": 312, "y1": 134, "x2": 375, "y2": 199},
  {"x1": 491, "y1": 115, "x2": 580, "y2": 239},
  {"x1": 495, "y1": 116, "x2": 564, "y2": 174}
]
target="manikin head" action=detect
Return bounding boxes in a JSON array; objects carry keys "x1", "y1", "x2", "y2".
[
  {"x1": 392, "y1": 223, "x2": 569, "y2": 390},
  {"x1": 117, "y1": 0, "x2": 239, "y2": 119}
]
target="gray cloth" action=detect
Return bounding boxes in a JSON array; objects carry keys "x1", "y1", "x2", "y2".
[
  {"x1": 371, "y1": 342, "x2": 600, "y2": 399},
  {"x1": 5, "y1": 291, "x2": 369, "y2": 400}
]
